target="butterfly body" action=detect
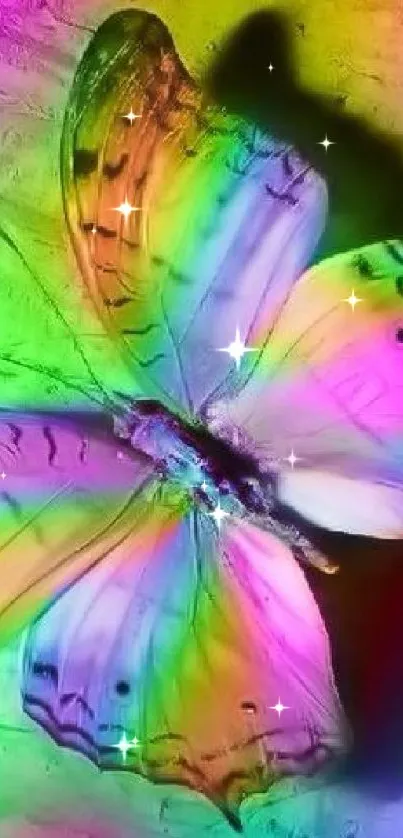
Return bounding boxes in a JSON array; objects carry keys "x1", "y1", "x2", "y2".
[
  {"x1": 113, "y1": 398, "x2": 268, "y2": 507},
  {"x1": 115, "y1": 399, "x2": 340, "y2": 577}
]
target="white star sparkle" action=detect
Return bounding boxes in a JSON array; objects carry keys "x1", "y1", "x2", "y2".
[
  {"x1": 91, "y1": 224, "x2": 97, "y2": 235},
  {"x1": 0, "y1": 471, "x2": 6, "y2": 480},
  {"x1": 209, "y1": 501, "x2": 229, "y2": 531},
  {"x1": 284, "y1": 449, "x2": 302, "y2": 469},
  {"x1": 114, "y1": 199, "x2": 140, "y2": 220},
  {"x1": 115, "y1": 732, "x2": 135, "y2": 763},
  {"x1": 318, "y1": 135, "x2": 335, "y2": 152},
  {"x1": 267, "y1": 63, "x2": 274, "y2": 73},
  {"x1": 200, "y1": 480, "x2": 209, "y2": 493},
  {"x1": 270, "y1": 699, "x2": 289, "y2": 718},
  {"x1": 124, "y1": 108, "x2": 141, "y2": 125},
  {"x1": 343, "y1": 289, "x2": 363, "y2": 311},
  {"x1": 218, "y1": 328, "x2": 257, "y2": 371}
]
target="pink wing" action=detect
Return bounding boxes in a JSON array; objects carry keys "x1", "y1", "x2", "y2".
[
  {"x1": 21, "y1": 507, "x2": 347, "y2": 827},
  {"x1": 0, "y1": 410, "x2": 153, "y2": 642},
  {"x1": 208, "y1": 241, "x2": 403, "y2": 536}
]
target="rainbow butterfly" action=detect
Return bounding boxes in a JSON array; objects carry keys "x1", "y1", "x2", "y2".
[{"x1": 0, "y1": 9, "x2": 402, "y2": 831}]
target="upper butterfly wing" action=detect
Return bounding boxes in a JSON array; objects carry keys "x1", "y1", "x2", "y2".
[
  {"x1": 210, "y1": 240, "x2": 403, "y2": 536},
  {"x1": 0, "y1": 410, "x2": 153, "y2": 643},
  {"x1": 62, "y1": 9, "x2": 327, "y2": 416},
  {"x1": 0, "y1": 208, "x2": 146, "y2": 413}
]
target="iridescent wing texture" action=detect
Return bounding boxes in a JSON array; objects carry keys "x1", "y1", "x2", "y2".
[
  {"x1": 0, "y1": 217, "x2": 141, "y2": 413},
  {"x1": 0, "y1": 411, "x2": 154, "y2": 642},
  {"x1": 62, "y1": 10, "x2": 327, "y2": 415},
  {"x1": 0, "y1": 409, "x2": 346, "y2": 824},
  {"x1": 22, "y1": 508, "x2": 346, "y2": 824},
  {"x1": 213, "y1": 240, "x2": 403, "y2": 536},
  {"x1": 4, "y1": 5, "x2": 401, "y2": 828}
]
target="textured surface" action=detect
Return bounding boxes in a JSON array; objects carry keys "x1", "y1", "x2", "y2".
[
  {"x1": 1, "y1": 1, "x2": 403, "y2": 836},
  {"x1": 1, "y1": 0, "x2": 403, "y2": 219}
]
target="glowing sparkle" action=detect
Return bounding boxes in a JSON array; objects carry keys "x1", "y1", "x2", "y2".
[
  {"x1": 270, "y1": 699, "x2": 289, "y2": 718},
  {"x1": 318, "y1": 135, "x2": 335, "y2": 152},
  {"x1": 209, "y1": 501, "x2": 229, "y2": 531},
  {"x1": 343, "y1": 289, "x2": 363, "y2": 311},
  {"x1": 114, "y1": 199, "x2": 140, "y2": 220},
  {"x1": 131, "y1": 735, "x2": 140, "y2": 748},
  {"x1": 115, "y1": 732, "x2": 135, "y2": 762},
  {"x1": 267, "y1": 63, "x2": 274, "y2": 72},
  {"x1": 0, "y1": 471, "x2": 6, "y2": 480},
  {"x1": 200, "y1": 480, "x2": 208, "y2": 493},
  {"x1": 91, "y1": 225, "x2": 97, "y2": 235},
  {"x1": 284, "y1": 449, "x2": 302, "y2": 469},
  {"x1": 218, "y1": 327, "x2": 257, "y2": 370},
  {"x1": 124, "y1": 108, "x2": 141, "y2": 125}
]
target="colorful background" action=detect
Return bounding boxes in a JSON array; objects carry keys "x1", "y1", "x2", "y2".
[{"x1": 1, "y1": 1, "x2": 403, "y2": 836}]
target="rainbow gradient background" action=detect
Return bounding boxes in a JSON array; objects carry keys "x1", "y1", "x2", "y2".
[{"x1": 1, "y1": 0, "x2": 403, "y2": 835}]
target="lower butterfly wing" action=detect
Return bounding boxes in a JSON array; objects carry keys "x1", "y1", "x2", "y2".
[
  {"x1": 0, "y1": 410, "x2": 154, "y2": 643},
  {"x1": 208, "y1": 241, "x2": 403, "y2": 536},
  {"x1": 62, "y1": 9, "x2": 327, "y2": 416},
  {"x1": 21, "y1": 505, "x2": 348, "y2": 825}
]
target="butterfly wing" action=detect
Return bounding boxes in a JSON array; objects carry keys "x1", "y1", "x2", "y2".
[
  {"x1": 21, "y1": 506, "x2": 347, "y2": 825},
  {"x1": 209, "y1": 240, "x2": 403, "y2": 536},
  {"x1": 0, "y1": 410, "x2": 154, "y2": 643},
  {"x1": 62, "y1": 9, "x2": 327, "y2": 416},
  {"x1": 0, "y1": 209, "x2": 148, "y2": 413}
]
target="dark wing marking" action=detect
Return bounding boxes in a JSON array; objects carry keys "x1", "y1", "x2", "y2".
[{"x1": 61, "y1": 9, "x2": 326, "y2": 415}]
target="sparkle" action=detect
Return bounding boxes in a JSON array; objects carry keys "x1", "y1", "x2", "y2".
[
  {"x1": 115, "y1": 732, "x2": 135, "y2": 763},
  {"x1": 218, "y1": 327, "x2": 257, "y2": 370},
  {"x1": 116, "y1": 451, "x2": 124, "y2": 460},
  {"x1": 270, "y1": 699, "x2": 289, "y2": 718},
  {"x1": 200, "y1": 480, "x2": 209, "y2": 493},
  {"x1": 343, "y1": 289, "x2": 363, "y2": 311},
  {"x1": 209, "y1": 501, "x2": 229, "y2": 531},
  {"x1": 267, "y1": 63, "x2": 274, "y2": 72},
  {"x1": 131, "y1": 735, "x2": 140, "y2": 748},
  {"x1": 91, "y1": 225, "x2": 97, "y2": 235},
  {"x1": 114, "y1": 199, "x2": 140, "y2": 220},
  {"x1": 0, "y1": 471, "x2": 6, "y2": 480},
  {"x1": 284, "y1": 449, "x2": 302, "y2": 469},
  {"x1": 318, "y1": 135, "x2": 335, "y2": 152},
  {"x1": 124, "y1": 108, "x2": 141, "y2": 125}
]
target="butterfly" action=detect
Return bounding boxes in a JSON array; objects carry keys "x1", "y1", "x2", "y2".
[{"x1": 0, "y1": 8, "x2": 402, "y2": 832}]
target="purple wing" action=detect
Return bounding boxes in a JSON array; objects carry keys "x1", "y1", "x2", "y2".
[
  {"x1": 21, "y1": 508, "x2": 347, "y2": 825},
  {"x1": 0, "y1": 411, "x2": 153, "y2": 642},
  {"x1": 62, "y1": 9, "x2": 327, "y2": 415},
  {"x1": 209, "y1": 240, "x2": 403, "y2": 538}
]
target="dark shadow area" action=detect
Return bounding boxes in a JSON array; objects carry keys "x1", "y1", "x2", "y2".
[
  {"x1": 205, "y1": 9, "x2": 403, "y2": 262},
  {"x1": 304, "y1": 528, "x2": 403, "y2": 799}
]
